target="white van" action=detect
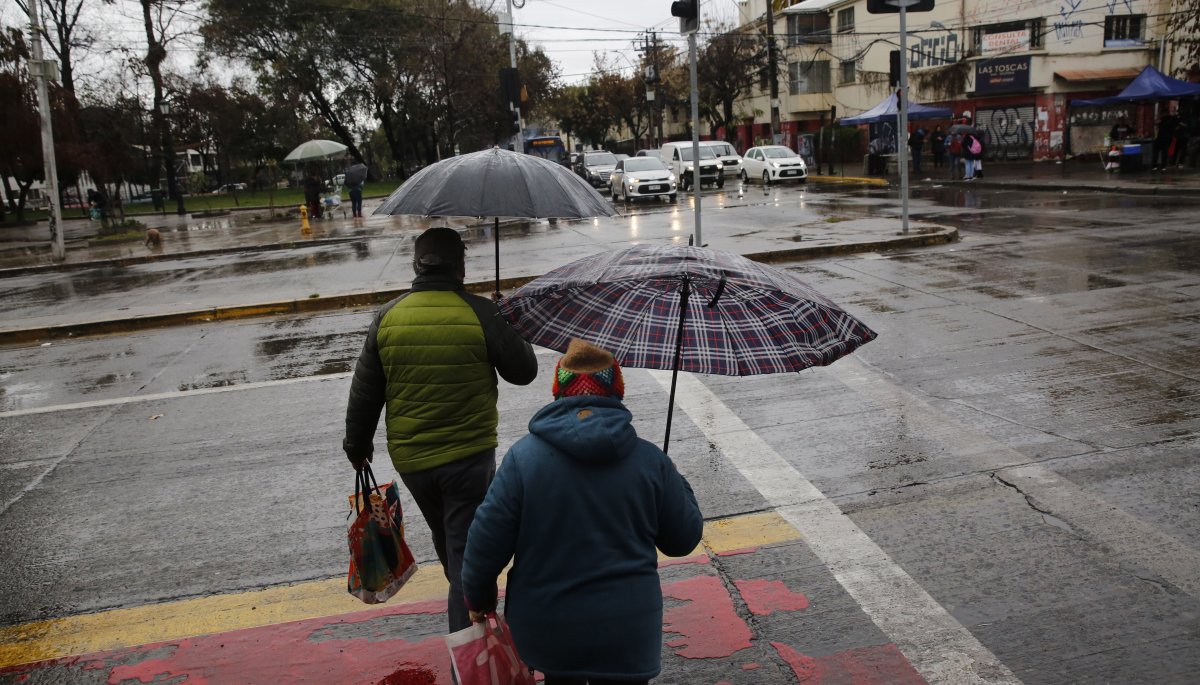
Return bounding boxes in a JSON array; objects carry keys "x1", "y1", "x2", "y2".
[
  {"x1": 700, "y1": 141, "x2": 742, "y2": 177},
  {"x1": 659, "y1": 142, "x2": 724, "y2": 191}
]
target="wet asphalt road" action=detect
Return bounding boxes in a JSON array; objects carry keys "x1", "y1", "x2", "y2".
[{"x1": 1, "y1": 183, "x2": 1199, "y2": 683}]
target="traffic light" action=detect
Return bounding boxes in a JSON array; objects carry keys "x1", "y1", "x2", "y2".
[
  {"x1": 670, "y1": 0, "x2": 698, "y2": 35},
  {"x1": 889, "y1": 50, "x2": 900, "y2": 87},
  {"x1": 867, "y1": 0, "x2": 934, "y2": 13},
  {"x1": 510, "y1": 108, "x2": 521, "y2": 134}
]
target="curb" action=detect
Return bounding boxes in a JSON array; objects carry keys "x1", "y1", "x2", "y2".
[
  {"x1": 962, "y1": 179, "x2": 1200, "y2": 197},
  {"x1": 0, "y1": 227, "x2": 957, "y2": 346},
  {"x1": 809, "y1": 176, "x2": 890, "y2": 186}
]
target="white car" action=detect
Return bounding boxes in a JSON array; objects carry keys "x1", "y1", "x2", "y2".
[
  {"x1": 701, "y1": 141, "x2": 742, "y2": 178},
  {"x1": 660, "y1": 142, "x2": 724, "y2": 191},
  {"x1": 609, "y1": 157, "x2": 677, "y2": 203},
  {"x1": 741, "y1": 146, "x2": 808, "y2": 185}
]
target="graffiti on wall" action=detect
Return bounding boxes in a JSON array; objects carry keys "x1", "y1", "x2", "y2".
[
  {"x1": 978, "y1": 106, "x2": 1035, "y2": 160},
  {"x1": 910, "y1": 31, "x2": 961, "y2": 69},
  {"x1": 1054, "y1": 0, "x2": 1084, "y2": 44}
]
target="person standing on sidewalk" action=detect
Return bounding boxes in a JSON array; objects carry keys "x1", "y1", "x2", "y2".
[
  {"x1": 930, "y1": 125, "x2": 946, "y2": 169},
  {"x1": 908, "y1": 126, "x2": 926, "y2": 174},
  {"x1": 1152, "y1": 111, "x2": 1179, "y2": 170},
  {"x1": 947, "y1": 131, "x2": 963, "y2": 180},
  {"x1": 342, "y1": 226, "x2": 538, "y2": 632},
  {"x1": 461, "y1": 339, "x2": 704, "y2": 685}
]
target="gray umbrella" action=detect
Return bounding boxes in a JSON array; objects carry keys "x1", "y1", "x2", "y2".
[
  {"x1": 375, "y1": 147, "x2": 618, "y2": 295},
  {"x1": 947, "y1": 123, "x2": 981, "y2": 136},
  {"x1": 344, "y1": 163, "x2": 368, "y2": 187}
]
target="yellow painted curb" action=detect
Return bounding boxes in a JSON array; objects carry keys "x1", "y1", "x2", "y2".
[
  {"x1": 0, "y1": 512, "x2": 801, "y2": 668},
  {"x1": 811, "y1": 176, "x2": 889, "y2": 186}
]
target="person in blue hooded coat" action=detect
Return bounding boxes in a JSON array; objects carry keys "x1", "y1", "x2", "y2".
[{"x1": 461, "y1": 339, "x2": 704, "y2": 685}]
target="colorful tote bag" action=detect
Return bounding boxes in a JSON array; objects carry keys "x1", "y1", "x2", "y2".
[{"x1": 347, "y1": 464, "x2": 417, "y2": 604}]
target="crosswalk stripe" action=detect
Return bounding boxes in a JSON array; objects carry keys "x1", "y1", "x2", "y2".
[{"x1": 650, "y1": 368, "x2": 1022, "y2": 685}]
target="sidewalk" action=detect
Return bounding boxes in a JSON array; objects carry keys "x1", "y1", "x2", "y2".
[
  {"x1": 902, "y1": 158, "x2": 1200, "y2": 195},
  {"x1": 0, "y1": 511, "x2": 926, "y2": 684}
]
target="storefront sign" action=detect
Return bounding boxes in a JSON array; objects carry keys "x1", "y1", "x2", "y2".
[
  {"x1": 975, "y1": 56, "x2": 1031, "y2": 94},
  {"x1": 981, "y1": 29, "x2": 1029, "y2": 55}
]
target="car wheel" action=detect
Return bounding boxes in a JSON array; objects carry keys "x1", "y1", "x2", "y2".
[
  {"x1": 798, "y1": 178, "x2": 807, "y2": 185},
  {"x1": 762, "y1": 171, "x2": 771, "y2": 185},
  {"x1": 740, "y1": 170, "x2": 748, "y2": 183},
  {"x1": 717, "y1": 177, "x2": 725, "y2": 189},
  {"x1": 668, "y1": 193, "x2": 677, "y2": 203},
  {"x1": 682, "y1": 176, "x2": 691, "y2": 191}
]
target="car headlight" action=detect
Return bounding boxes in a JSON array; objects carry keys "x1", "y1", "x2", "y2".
[
  {"x1": 685, "y1": 165, "x2": 694, "y2": 172},
  {"x1": 668, "y1": 174, "x2": 676, "y2": 182},
  {"x1": 715, "y1": 162, "x2": 723, "y2": 168},
  {"x1": 771, "y1": 162, "x2": 781, "y2": 168},
  {"x1": 629, "y1": 177, "x2": 640, "y2": 183}
]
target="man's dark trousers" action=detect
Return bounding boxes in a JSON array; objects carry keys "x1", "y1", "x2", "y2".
[{"x1": 400, "y1": 448, "x2": 496, "y2": 632}]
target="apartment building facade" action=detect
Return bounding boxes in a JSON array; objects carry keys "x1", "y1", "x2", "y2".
[{"x1": 731, "y1": 0, "x2": 1187, "y2": 161}]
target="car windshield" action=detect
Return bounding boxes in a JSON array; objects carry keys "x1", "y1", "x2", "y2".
[
  {"x1": 678, "y1": 147, "x2": 717, "y2": 162},
  {"x1": 586, "y1": 152, "x2": 618, "y2": 165},
  {"x1": 705, "y1": 143, "x2": 735, "y2": 156},
  {"x1": 763, "y1": 147, "x2": 796, "y2": 159},
  {"x1": 623, "y1": 158, "x2": 666, "y2": 172}
]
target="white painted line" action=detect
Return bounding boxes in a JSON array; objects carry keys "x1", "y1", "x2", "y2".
[
  {"x1": 650, "y1": 369, "x2": 1020, "y2": 685},
  {"x1": 0, "y1": 373, "x2": 352, "y2": 419},
  {"x1": 834, "y1": 356, "x2": 1200, "y2": 600}
]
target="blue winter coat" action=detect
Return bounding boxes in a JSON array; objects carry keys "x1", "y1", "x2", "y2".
[{"x1": 461, "y1": 395, "x2": 703, "y2": 681}]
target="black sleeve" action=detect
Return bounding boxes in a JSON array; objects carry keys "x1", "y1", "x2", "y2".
[
  {"x1": 464, "y1": 295, "x2": 539, "y2": 386},
  {"x1": 342, "y1": 306, "x2": 391, "y2": 460}
]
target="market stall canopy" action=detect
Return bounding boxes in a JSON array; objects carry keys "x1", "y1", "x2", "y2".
[
  {"x1": 1070, "y1": 66, "x2": 1200, "y2": 107},
  {"x1": 839, "y1": 93, "x2": 953, "y2": 126}
]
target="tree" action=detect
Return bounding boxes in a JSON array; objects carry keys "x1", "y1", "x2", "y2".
[
  {"x1": 14, "y1": 0, "x2": 95, "y2": 95},
  {"x1": 1168, "y1": 0, "x2": 1200, "y2": 79},
  {"x1": 547, "y1": 83, "x2": 610, "y2": 148},
  {"x1": 697, "y1": 21, "x2": 764, "y2": 141},
  {"x1": 590, "y1": 56, "x2": 650, "y2": 151},
  {"x1": 0, "y1": 27, "x2": 42, "y2": 221},
  {"x1": 140, "y1": 0, "x2": 189, "y2": 214}
]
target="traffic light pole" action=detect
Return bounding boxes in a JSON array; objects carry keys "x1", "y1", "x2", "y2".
[
  {"x1": 28, "y1": 1, "x2": 65, "y2": 261},
  {"x1": 507, "y1": 0, "x2": 524, "y2": 151},
  {"x1": 688, "y1": 30, "x2": 702, "y2": 247},
  {"x1": 897, "y1": 3, "x2": 910, "y2": 235}
]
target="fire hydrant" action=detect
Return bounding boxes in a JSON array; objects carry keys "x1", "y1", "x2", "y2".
[{"x1": 299, "y1": 203, "x2": 310, "y2": 233}]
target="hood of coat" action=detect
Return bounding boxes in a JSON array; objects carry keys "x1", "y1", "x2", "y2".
[{"x1": 528, "y1": 395, "x2": 638, "y2": 463}]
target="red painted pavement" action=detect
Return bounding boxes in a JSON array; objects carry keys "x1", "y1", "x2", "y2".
[
  {"x1": 733, "y1": 579, "x2": 810, "y2": 616},
  {"x1": 771, "y1": 641, "x2": 928, "y2": 684}
]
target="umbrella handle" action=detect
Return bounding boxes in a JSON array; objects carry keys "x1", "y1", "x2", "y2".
[
  {"x1": 663, "y1": 276, "x2": 692, "y2": 454},
  {"x1": 494, "y1": 217, "x2": 501, "y2": 298}
]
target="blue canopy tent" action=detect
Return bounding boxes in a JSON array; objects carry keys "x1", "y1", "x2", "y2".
[
  {"x1": 839, "y1": 92, "x2": 954, "y2": 125},
  {"x1": 1071, "y1": 65, "x2": 1200, "y2": 106}
]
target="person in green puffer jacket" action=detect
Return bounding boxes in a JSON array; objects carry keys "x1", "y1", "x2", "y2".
[{"x1": 343, "y1": 226, "x2": 538, "y2": 631}]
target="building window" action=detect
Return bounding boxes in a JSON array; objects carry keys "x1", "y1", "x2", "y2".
[
  {"x1": 786, "y1": 13, "x2": 831, "y2": 46},
  {"x1": 837, "y1": 8, "x2": 855, "y2": 34},
  {"x1": 1104, "y1": 14, "x2": 1144, "y2": 47},
  {"x1": 971, "y1": 19, "x2": 1043, "y2": 54},
  {"x1": 788, "y1": 60, "x2": 831, "y2": 94},
  {"x1": 840, "y1": 59, "x2": 856, "y2": 85}
]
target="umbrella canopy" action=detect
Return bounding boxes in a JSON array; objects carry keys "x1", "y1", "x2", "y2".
[
  {"x1": 375, "y1": 147, "x2": 616, "y2": 219},
  {"x1": 343, "y1": 163, "x2": 368, "y2": 187},
  {"x1": 499, "y1": 244, "x2": 876, "y2": 376},
  {"x1": 376, "y1": 147, "x2": 618, "y2": 296},
  {"x1": 284, "y1": 139, "x2": 348, "y2": 163},
  {"x1": 839, "y1": 93, "x2": 954, "y2": 126},
  {"x1": 948, "y1": 123, "x2": 981, "y2": 136},
  {"x1": 1071, "y1": 66, "x2": 1200, "y2": 107}
]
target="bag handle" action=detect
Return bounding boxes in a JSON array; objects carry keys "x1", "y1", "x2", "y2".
[{"x1": 353, "y1": 463, "x2": 380, "y2": 513}]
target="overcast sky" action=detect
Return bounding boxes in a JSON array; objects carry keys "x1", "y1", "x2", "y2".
[
  {"x1": 0, "y1": 0, "x2": 744, "y2": 92},
  {"x1": 511, "y1": 0, "x2": 740, "y2": 83}
]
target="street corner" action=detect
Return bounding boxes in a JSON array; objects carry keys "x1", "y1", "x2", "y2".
[
  {"x1": 655, "y1": 537, "x2": 928, "y2": 685},
  {"x1": 0, "y1": 596, "x2": 455, "y2": 685}
]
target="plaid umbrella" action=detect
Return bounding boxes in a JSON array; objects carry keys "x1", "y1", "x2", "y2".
[{"x1": 499, "y1": 244, "x2": 877, "y2": 450}]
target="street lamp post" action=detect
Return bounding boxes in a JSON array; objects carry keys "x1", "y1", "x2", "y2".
[{"x1": 27, "y1": 1, "x2": 65, "y2": 260}]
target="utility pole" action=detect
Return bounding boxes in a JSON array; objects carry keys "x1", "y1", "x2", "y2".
[
  {"x1": 897, "y1": 3, "x2": 911, "y2": 234},
  {"x1": 672, "y1": 0, "x2": 702, "y2": 247},
  {"x1": 765, "y1": 0, "x2": 780, "y2": 142},
  {"x1": 27, "y1": 1, "x2": 65, "y2": 260},
  {"x1": 505, "y1": 0, "x2": 525, "y2": 151}
]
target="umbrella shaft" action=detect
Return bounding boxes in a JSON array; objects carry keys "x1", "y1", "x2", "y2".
[{"x1": 663, "y1": 277, "x2": 692, "y2": 454}]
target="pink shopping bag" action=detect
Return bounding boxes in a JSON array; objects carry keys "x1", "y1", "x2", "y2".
[{"x1": 445, "y1": 612, "x2": 536, "y2": 685}]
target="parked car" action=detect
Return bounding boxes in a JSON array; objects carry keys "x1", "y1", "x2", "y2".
[
  {"x1": 609, "y1": 156, "x2": 677, "y2": 204},
  {"x1": 210, "y1": 183, "x2": 247, "y2": 194},
  {"x1": 634, "y1": 149, "x2": 660, "y2": 158},
  {"x1": 701, "y1": 141, "x2": 742, "y2": 178},
  {"x1": 576, "y1": 150, "x2": 620, "y2": 189},
  {"x1": 660, "y1": 141, "x2": 723, "y2": 191},
  {"x1": 741, "y1": 145, "x2": 808, "y2": 184}
]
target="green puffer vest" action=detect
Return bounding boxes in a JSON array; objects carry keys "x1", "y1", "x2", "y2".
[{"x1": 377, "y1": 290, "x2": 498, "y2": 473}]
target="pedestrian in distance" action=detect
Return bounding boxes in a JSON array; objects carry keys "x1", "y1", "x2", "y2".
[
  {"x1": 342, "y1": 226, "x2": 538, "y2": 632},
  {"x1": 1151, "y1": 111, "x2": 1179, "y2": 171},
  {"x1": 930, "y1": 125, "x2": 946, "y2": 168},
  {"x1": 908, "y1": 126, "x2": 926, "y2": 174},
  {"x1": 947, "y1": 131, "x2": 963, "y2": 180},
  {"x1": 962, "y1": 132, "x2": 981, "y2": 181},
  {"x1": 303, "y1": 170, "x2": 323, "y2": 219},
  {"x1": 461, "y1": 339, "x2": 704, "y2": 685},
  {"x1": 1169, "y1": 120, "x2": 1189, "y2": 169}
]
